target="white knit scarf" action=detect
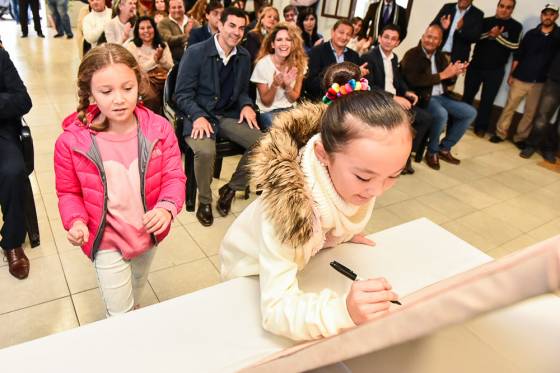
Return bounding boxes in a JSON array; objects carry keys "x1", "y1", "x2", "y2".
[{"x1": 300, "y1": 134, "x2": 376, "y2": 253}]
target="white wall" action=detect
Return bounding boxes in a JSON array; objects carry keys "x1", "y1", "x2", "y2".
[{"x1": 393, "y1": 0, "x2": 554, "y2": 111}]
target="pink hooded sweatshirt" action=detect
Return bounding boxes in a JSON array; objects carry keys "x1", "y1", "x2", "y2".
[{"x1": 54, "y1": 104, "x2": 186, "y2": 260}]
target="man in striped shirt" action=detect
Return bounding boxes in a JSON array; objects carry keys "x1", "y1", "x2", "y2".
[{"x1": 462, "y1": 0, "x2": 522, "y2": 137}]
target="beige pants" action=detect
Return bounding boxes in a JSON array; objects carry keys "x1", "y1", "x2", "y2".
[{"x1": 495, "y1": 78, "x2": 544, "y2": 142}]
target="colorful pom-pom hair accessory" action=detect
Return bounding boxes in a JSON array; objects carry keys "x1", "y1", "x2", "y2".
[{"x1": 322, "y1": 78, "x2": 371, "y2": 105}]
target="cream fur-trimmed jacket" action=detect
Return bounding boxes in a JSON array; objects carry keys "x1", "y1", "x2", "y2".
[{"x1": 219, "y1": 103, "x2": 376, "y2": 341}]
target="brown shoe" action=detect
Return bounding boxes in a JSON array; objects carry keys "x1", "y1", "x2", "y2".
[
  {"x1": 5, "y1": 247, "x2": 29, "y2": 279},
  {"x1": 425, "y1": 153, "x2": 440, "y2": 170},
  {"x1": 217, "y1": 184, "x2": 236, "y2": 217},
  {"x1": 439, "y1": 150, "x2": 461, "y2": 165}
]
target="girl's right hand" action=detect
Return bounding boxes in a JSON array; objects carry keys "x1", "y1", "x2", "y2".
[
  {"x1": 67, "y1": 220, "x2": 89, "y2": 246},
  {"x1": 346, "y1": 277, "x2": 399, "y2": 325}
]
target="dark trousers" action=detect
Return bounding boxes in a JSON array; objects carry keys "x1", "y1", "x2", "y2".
[
  {"x1": 0, "y1": 129, "x2": 27, "y2": 251},
  {"x1": 462, "y1": 66, "x2": 505, "y2": 133},
  {"x1": 411, "y1": 106, "x2": 433, "y2": 155},
  {"x1": 19, "y1": 0, "x2": 42, "y2": 35},
  {"x1": 526, "y1": 79, "x2": 560, "y2": 152}
]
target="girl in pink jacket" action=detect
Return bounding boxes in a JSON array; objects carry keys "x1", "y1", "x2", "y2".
[{"x1": 54, "y1": 43, "x2": 186, "y2": 316}]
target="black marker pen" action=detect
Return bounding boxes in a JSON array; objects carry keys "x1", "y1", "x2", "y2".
[{"x1": 330, "y1": 260, "x2": 402, "y2": 305}]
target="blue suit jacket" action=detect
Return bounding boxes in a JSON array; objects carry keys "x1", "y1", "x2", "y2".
[
  {"x1": 188, "y1": 25, "x2": 212, "y2": 48},
  {"x1": 174, "y1": 37, "x2": 254, "y2": 137}
]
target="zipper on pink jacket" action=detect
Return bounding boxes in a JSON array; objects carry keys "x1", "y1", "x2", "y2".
[
  {"x1": 72, "y1": 140, "x2": 108, "y2": 260},
  {"x1": 138, "y1": 126, "x2": 160, "y2": 246}
]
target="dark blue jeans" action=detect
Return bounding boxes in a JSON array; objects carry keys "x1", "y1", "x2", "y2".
[
  {"x1": 259, "y1": 107, "x2": 292, "y2": 130},
  {"x1": 426, "y1": 95, "x2": 477, "y2": 154}
]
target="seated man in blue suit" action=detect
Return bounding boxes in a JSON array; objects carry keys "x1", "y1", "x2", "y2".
[
  {"x1": 303, "y1": 19, "x2": 368, "y2": 101},
  {"x1": 187, "y1": 0, "x2": 224, "y2": 47},
  {"x1": 175, "y1": 7, "x2": 261, "y2": 227}
]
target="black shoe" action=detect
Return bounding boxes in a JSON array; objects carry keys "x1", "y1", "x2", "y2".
[
  {"x1": 513, "y1": 141, "x2": 526, "y2": 150},
  {"x1": 54, "y1": 33, "x2": 64, "y2": 38},
  {"x1": 37, "y1": 32, "x2": 45, "y2": 38},
  {"x1": 21, "y1": 33, "x2": 28, "y2": 38},
  {"x1": 217, "y1": 184, "x2": 236, "y2": 217},
  {"x1": 196, "y1": 203, "x2": 213, "y2": 227},
  {"x1": 519, "y1": 146, "x2": 536, "y2": 159},
  {"x1": 489, "y1": 135, "x2": 504, "y2": 143},
  {"x1": 66, "y1": 34, "x2": 74, "y2": 39},
  {"x1": 474, "y1": 128, "x2": 486, "y2": 138},
  {"x1": 401, "y1": 157, "x2": 415, "y2": 175},
  {"x1": 542, "y1": 151, "x2": 557, "y2": 164}
]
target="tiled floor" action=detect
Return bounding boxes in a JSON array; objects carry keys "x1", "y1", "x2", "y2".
[{"x1": 1, "y1": 21, "x2": 560, "y2": 350}]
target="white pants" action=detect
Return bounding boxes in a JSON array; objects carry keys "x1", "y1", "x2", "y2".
[{"x1": 93, "y1": 248, "x2": 155, "y2": 317}]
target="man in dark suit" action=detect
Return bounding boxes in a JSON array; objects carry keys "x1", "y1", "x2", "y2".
[
  {"x1": 360, "y1": 0, "x2": 408, "y2": 43},
  {"x1": 187, "y1": 0, "x2": 223, "y2": 47},
  {"x1": 362, "y1": 24, "x2": 432, "y2": 174},
  {"x1": 432, "y1": 0, "x2": 484, "y2": 62},
  {"x1": 175, "y1": 7, "x2": 261, "y2": 226},
  {"x1": 0, "y1": 46, "x2": 32, "y2": 279},
  {"x1": 304, "y1": 19, "x2": 367, "y2": 101}
]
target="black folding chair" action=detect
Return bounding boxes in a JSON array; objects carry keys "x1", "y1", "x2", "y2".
[{"x1": 20, "y1": 118, "x2": 40, "y2": 248}]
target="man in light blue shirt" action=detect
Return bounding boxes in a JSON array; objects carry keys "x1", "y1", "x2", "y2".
[{"x1": 433, "y1": 0, "x2": 484, "y2": 62}]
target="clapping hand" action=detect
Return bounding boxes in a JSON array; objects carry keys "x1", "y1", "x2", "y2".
[
  {"x1": 456, "y1": 17, "x2": 464, "y2": 30},
  {"x1": 441, "y1": 60, "x2": 468, "y2": 79},
  {"x1": 282, "y1": 67, "x2": 298, "y2": 88},
  {"x1": 272, "y1": 70, "x2": 284, "y2": 88},
  {"x1": 123, "y1": 22, "x2": 133, "y2": 39},
  {"x1": 154, "y1": 45, "x2": 164, "y2": 63},
  {"x1": 489, "y1": 25, "x2": 504, "y2": 38},
  {"x1": 359, "y1": 62, "x2": 369, "y2": 77}
]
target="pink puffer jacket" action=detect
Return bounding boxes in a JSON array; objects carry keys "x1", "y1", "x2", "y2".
[{"x1": 54, "y1": 104, "x2": 186, "y2": 260}]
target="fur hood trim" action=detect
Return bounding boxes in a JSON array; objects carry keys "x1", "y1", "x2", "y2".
[{"x1": 250, "y1": 102, "x2": 327, "y2": 249}]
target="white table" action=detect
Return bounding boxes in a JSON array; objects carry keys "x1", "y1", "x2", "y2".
[{"x1": 1, "y1": 218, "x2": 558, "y2": 372}]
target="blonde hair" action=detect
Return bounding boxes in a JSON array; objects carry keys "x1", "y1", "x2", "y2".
[
  {"x1": 187, "y1": 0, "x2": 207, "y2": 24},
  {"x1": 76, "y1": 43, "x2": 142, "y2": 131},
  {"x1": 251, "y1": 6, "x2": 279, "y2": 42},
  {"x1": 255, "y1": 22, "x2": 307, "y2": 81}
]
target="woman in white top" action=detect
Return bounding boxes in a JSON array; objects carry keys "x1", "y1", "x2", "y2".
[
  {"x1": 126, "y1": 15, "x2": 173, "y2": 113},
  {"x1": 104, "y1": 0, "x2": 137, "y2": 44},
  {"x1": 251, "y1": 22, "x2": 307, "y2": 130},
  {"x1": 220, "y1": 63, "x2": 412, "y2": 341},
  {"x1": 347, "y1": 16, "x2": 372, "y2": 56}
]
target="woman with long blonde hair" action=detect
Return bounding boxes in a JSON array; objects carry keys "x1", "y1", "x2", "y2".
[
  {"x1": 243, "y1": 5, "x2": 279, "y2": 62},
  {"x1": 186, "y1": 0, "x2": 207, "y2": 24},
  {"x1": 251, "y1": 22, "x2": 307, "y2": 129}
]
